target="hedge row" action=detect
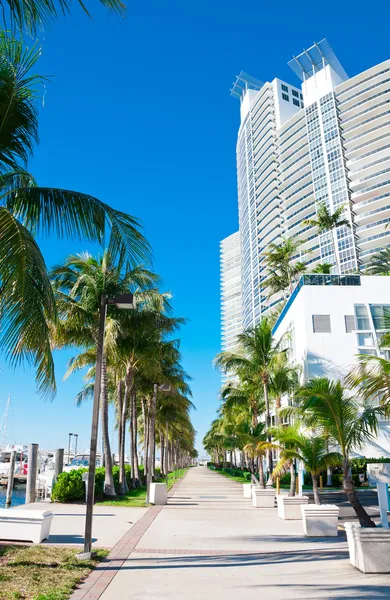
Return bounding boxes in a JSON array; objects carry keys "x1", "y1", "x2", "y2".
[
  {"x1": 209, "y1": 458, "x2": 390, "y2": 488},
  {"x1": 51, "y1": 465, "x2": 161, "y2": 503}
]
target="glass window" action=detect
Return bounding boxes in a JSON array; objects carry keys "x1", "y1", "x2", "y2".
[
  {"x1": 281, "y1": 84, "x2": 288, "y2": 92},
  {"x1": 359, "y1": 349, "x2": 377, "y2": 356},
  {"x1": 355, "y1": 305, "x2": 371, "y2": 330},
  {"x1": 370, "y1": 305, "x2": 390, "y2": 330},
  {"x1": 300, "y1": 93, "x2": 303, "y2": 99},
  {"x1": 313, "y1": 315, "x2": 331, "y2": 333},
  {"x1": 345, "y1": 315, "x2": 355, "y2": 333},
  {"x1": 292, "y1": 89, "x2": 299, "y2": 97},
  {"x1": 357, "y1": 332, "x2": 374, "y2": 347},
  {"x1": 293, "y1": 98, "x2": 300, "y2": 107},
  {"x1": 282, "y1": 93, "x2": 289, "y2": 102}
]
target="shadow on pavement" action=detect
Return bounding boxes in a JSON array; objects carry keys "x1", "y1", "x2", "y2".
[
  {"x1": 98, "y1": 549, "x2": 350, "y2": 570},
  {"x1": 229, "y1": 533, "x2": 346, "y2": 544},
  {"x1": 243, "y1": 583, "x2": 390, "y2": 599}
]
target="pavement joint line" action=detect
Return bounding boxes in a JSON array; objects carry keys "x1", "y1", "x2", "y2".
[{"x1": 69, "y1": 472, "x2": 188, "y2": 600}]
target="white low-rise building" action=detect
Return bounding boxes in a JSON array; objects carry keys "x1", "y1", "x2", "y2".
[{"x1": 272, "y1": 274, "x2": 390, "y2": 457}]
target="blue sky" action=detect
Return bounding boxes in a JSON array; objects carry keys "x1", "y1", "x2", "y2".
[{"x1": 1, "y1": 0, "x2": 389, "y2": 454}]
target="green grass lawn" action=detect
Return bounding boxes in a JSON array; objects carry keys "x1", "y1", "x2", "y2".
[
  {"x1": 0, "y1": 545, "x2": 108, "y2": 600},
  {"x1": 96, "y1": 468, "x2": 189, "y2": 508}
]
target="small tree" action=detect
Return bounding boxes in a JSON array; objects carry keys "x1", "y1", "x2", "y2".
[
  {"x1": 367, "y1": 247, "x2": 390, "y2": 276},
  {"x1": 264, "y1": 237, "x2": 307, "y2": 299},
  {"x1": 297, "y1": 378, "x2": 387, "y2": 526},
  {"x1": 304, "y1": 203, "x2": 350, "y2": 275},
  {"x1": 272, "y1": 431, "x2": 341, "y2": 504},
  {"x1": 312, "y1": 263, "x2": 333, "y2": 274}
]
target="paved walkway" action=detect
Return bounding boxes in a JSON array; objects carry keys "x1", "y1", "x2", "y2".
[
  {"x1": 20, "y1": 501, "x2": 148, "y2": 548},
  {"x1": 72, "y1": 467, "x2": 390, "y2": 600}
]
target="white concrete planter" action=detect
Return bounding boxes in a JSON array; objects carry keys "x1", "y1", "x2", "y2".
[
  {"x1": 149, "y1": 483, "x2": 167, "y2": 505},
  {"x1": 0, "y1": 509, "x2": 53, "y2": 543},
  {"x1": 345, "y1": 522, "x2": 390, "y2": 573},
  {"x1": 251, "y1": 487, "x2": 275, "y2": 508},
  {"x1": 301, "y1": 504, "x2": 339, "y2": 537},
  {"x1": 277, "y1": 495, "x2": 309, "y2": 520},
  {"x1": 243, "y1": 483, "x2": 254, "y2": 499}
]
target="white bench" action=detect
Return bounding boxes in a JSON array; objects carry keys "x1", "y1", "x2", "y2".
[{"x1": 0, "y1": 509, "x2": 53, "y2": 543}]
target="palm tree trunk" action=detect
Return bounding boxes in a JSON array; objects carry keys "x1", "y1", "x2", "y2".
[
  {"x1": 119, "y1": 370, "x2": 131, "y2": 494},
  {"x1": 165, "y1": 421, "x2": 169, "y2": 477},
  {"x1": 161, "y1": 432, "x2": 165, "y2": 477},
  {"x1": 275, "y1": 396, "x2": 281, "y2": 426},
  {"x1": 141, "y1": 398, "x2": 148, "y2": 481},
  {"x1": 101, "y1": 353, "x2": 115, "y2": 497},
  {"x1": 251, "y1": 400, "x2": 258, "y2": 430},
  {"x1": 117, "y1": 379, "x2": 127, "y2": 495},
  {"x1": 343, "y1": 459, "x2": 375, "y2": 527},
  {"x1": 132, "y1": 390, "x2": 140, "y2": 486},
  {"x1": 147, "y1": 384, "x2": 158, "y2": 498},
  {"x1": 129, "y1": 385, "x2": 136, "y2": 488},
  {"x1": 258, "y1": 456, "x2": 265, "y2": 489},
  {"x1": 312, "y1": 475, "x2": 321, "y2": 505},
  {"x1": 263, "y1": 381, "x2": 273, "y2": 487},
  {"x1": 289, "y1": 461, "x2": 296, "y2": 497}
]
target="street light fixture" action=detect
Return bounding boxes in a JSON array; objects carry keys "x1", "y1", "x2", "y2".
[
  {"x1": 80, "y1": 292, "x2": 135, "y2": 559},
  {"x1": 74, "y1": 434, "x2": 79, "y2": 456}
]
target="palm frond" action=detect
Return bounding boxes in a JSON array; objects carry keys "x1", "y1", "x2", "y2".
[
  {"x1": 7, "y1": 187, "x2": 152, "y2": 268},
  {"x1": 0, "y1": 207, "x2": 56, "y2": 396}
]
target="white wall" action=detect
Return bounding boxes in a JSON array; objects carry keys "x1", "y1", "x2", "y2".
[
  {"x1": 273, "y1": 276, "x2": 390, "y2": 457},
  {"x1": 302, "y1": 64, "x2": 346, "y2": 107}
]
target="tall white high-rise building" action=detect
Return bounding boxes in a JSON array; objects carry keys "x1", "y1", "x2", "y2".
[
  {"x1": 226, "y1": 39, "x2": 390, "y2": 333},
  {"x1": 220, "y1": 232, "x2": 242, "y2": 353}
]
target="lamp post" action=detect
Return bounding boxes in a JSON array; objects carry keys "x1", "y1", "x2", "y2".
[
  {"x1": 80, "y1": 293, "x2": 135, "y2": 559},
  {"x1": 74, "y1": 434, "x2": 79, "y2": 456},
  {"x1": 67, "y1": 433, "x2": 73, "y2": 466}
]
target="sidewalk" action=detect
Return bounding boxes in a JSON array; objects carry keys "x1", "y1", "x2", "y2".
[{"x1": 72, "y1": 467, "x2": 390, "y2": 599}]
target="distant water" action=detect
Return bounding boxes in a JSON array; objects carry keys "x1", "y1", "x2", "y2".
[{"x1": 0, "y1": 485, "x2": 26, "y2": 508}]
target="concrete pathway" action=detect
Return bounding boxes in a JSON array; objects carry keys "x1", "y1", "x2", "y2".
[
  {"x1": 20, "y1": 501, "x2": 148, "y2": 548},
  {"x1": 72, "y1": 467, "x2": 390, "y2": 599}
]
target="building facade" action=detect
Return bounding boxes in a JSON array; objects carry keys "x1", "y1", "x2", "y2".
[
  {"x1": 272, "y1": 275, "x2": 390, "y2": 457},
  {"x1": 220, "y1": 232, "x2": 243, "y2": 354},
  {"x1": 225, "y1": 39, "x2": 390, "y2": 336}
]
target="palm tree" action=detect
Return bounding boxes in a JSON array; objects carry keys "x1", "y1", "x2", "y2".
[
  {"x1": 296, "y1": 378, "x2": 387, "y2": 526},
  {"x1": 272, "y1": 430, "x2": 341, "y2": 504},
  {"x1": 312, "y1": 263, "x2": 332, "y2": 274},
  {"x1": 221, "y1": 380, "x2": 264, "y2": 430},
  {"x1": 242, "y1": 421, "x2": 271, "y2": 488},
  {"x1": 51, "y1": 252, "x2": 157, "y2": 496},
  {"x1": 203, "y1": 419, "x2": 226, "y2": 467},
  {"x1": 215, "y1": 319, "x2": 286, "y2": 486},
  {"x1": 264, "y1": 237, "x2": 307, "y2": 299},
  {"x1": 269, "y1": 362, "x2": 299, "y2": 425},
  {"x1": 346, "y1": 353, "x2": 390, "y2": 408},
  {"x1": 367, "y1": 247, "x2": 390, "y2": 276},
  {"x1": 0, "y1": 36, "x2": 150, "y2": 397},
  {"x1": 304, "y1": 202, "x2": 350, "y2": 275},
  {"x1": 2, "y1": 0, "x2": 125, "y2": 33}
]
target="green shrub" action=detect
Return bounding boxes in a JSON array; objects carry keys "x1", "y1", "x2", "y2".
[
  {"x1": 280, "y1": 472, "x2": 291, "y2": 485},
  {"x1": 51, "y1": 469, "x2": 85, "y2": 503},
  {"x1": 52, "y1": 464, "x2": 134, "y2": 503},
  {"x1": 332, "y1": 474, "x2": 343, "y2": 487}
]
